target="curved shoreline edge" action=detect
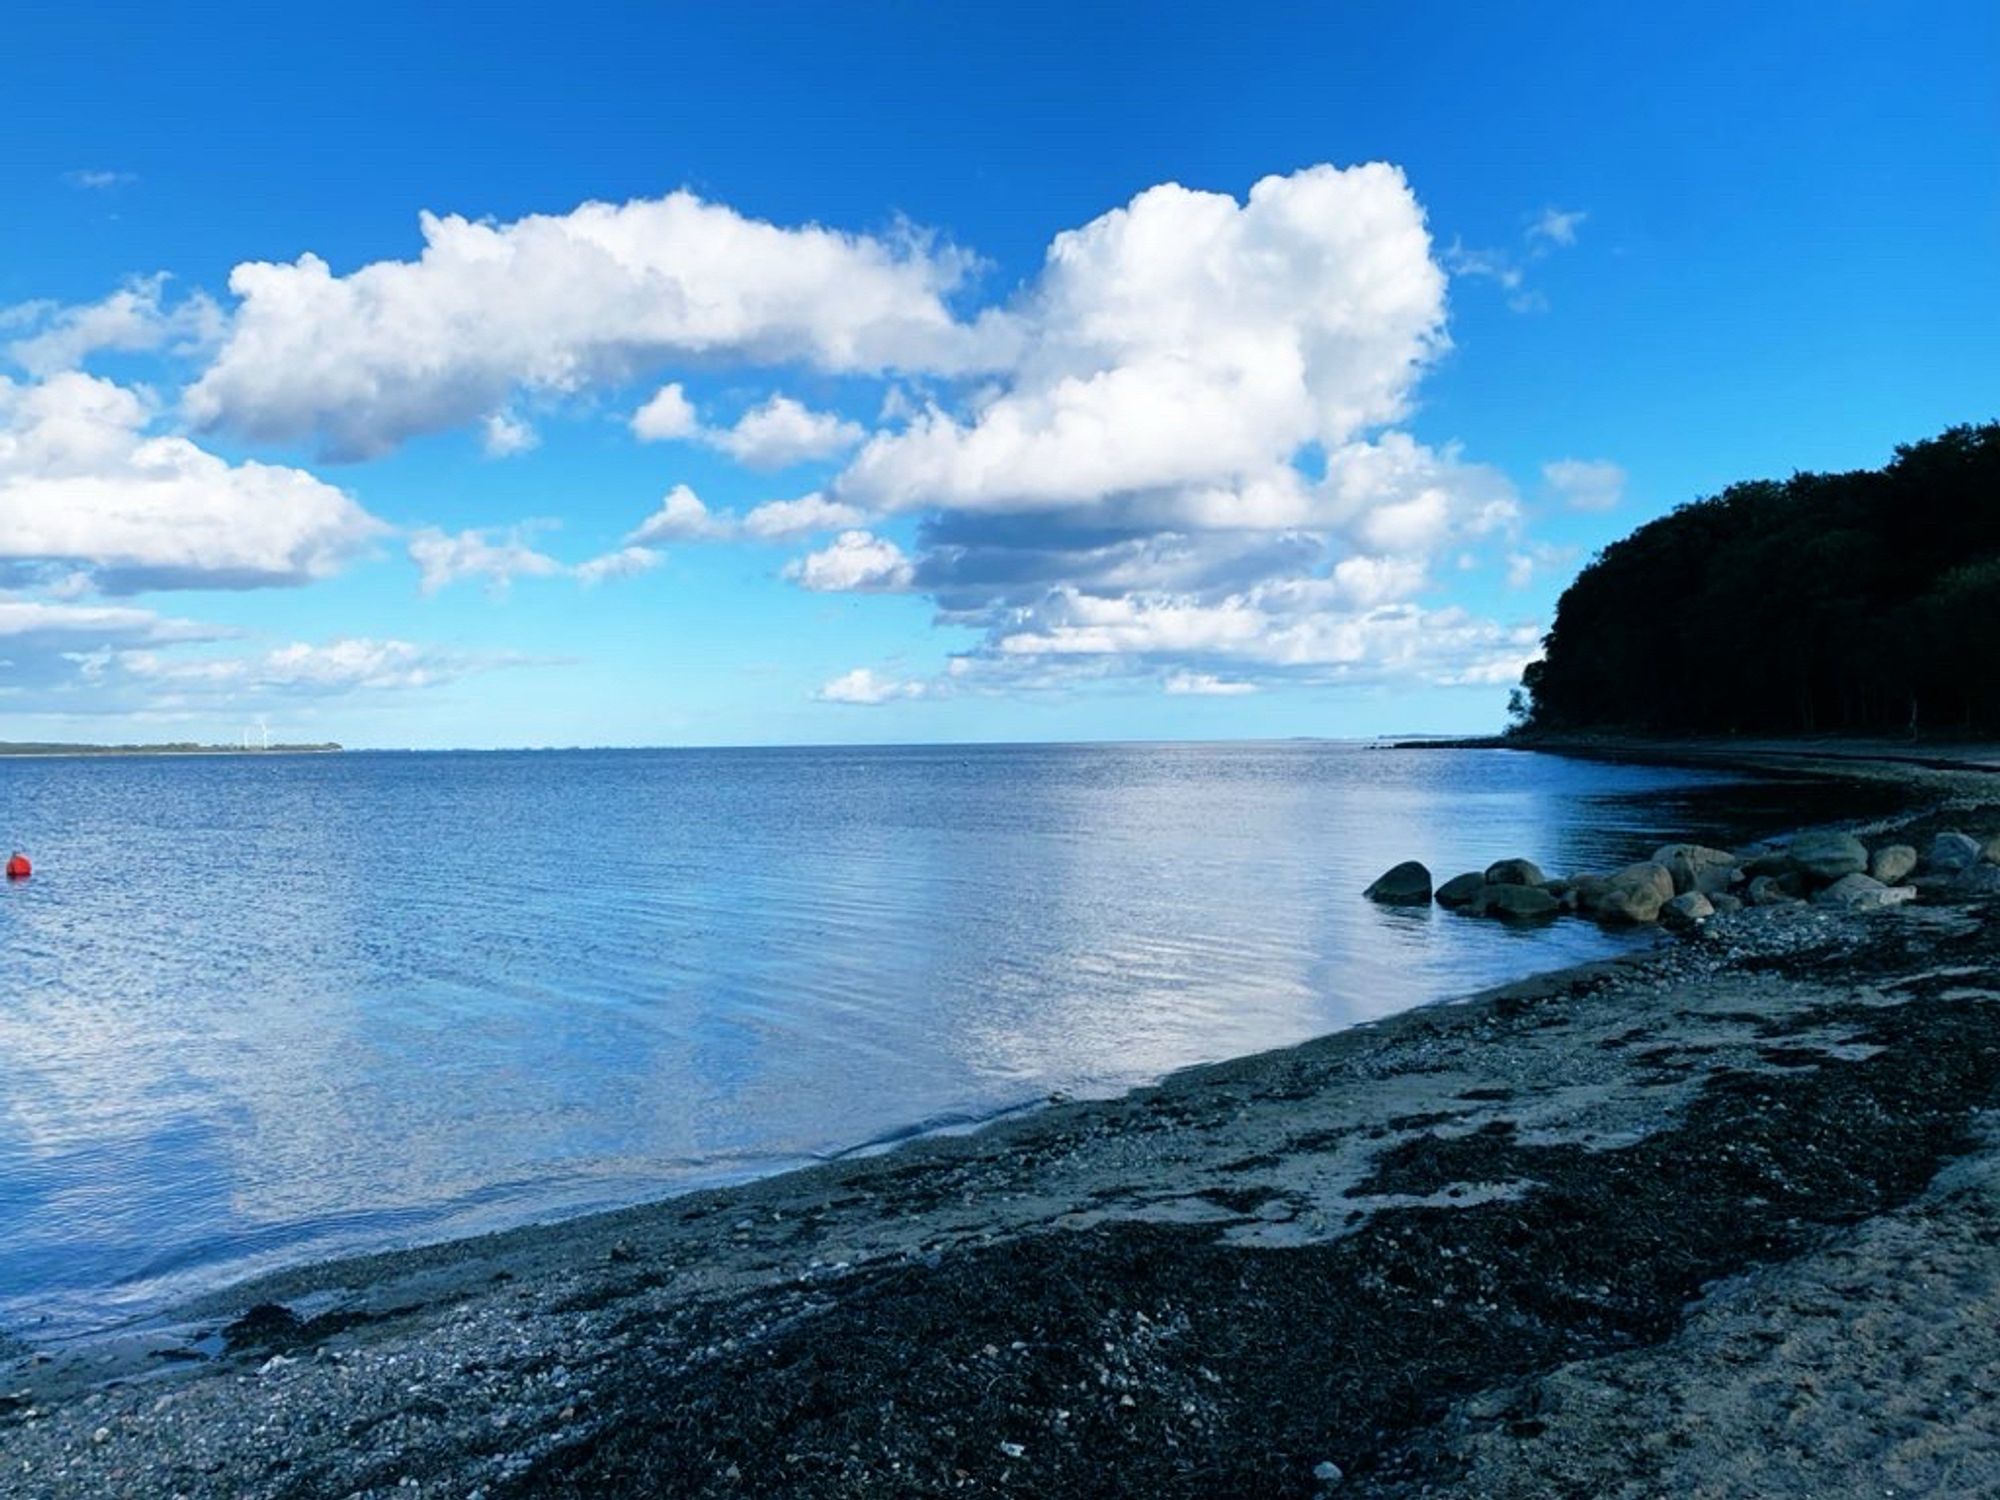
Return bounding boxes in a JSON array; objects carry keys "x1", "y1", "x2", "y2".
[{"x1": 6, "y1": 744, "x2": 2000, "y2": 1497}]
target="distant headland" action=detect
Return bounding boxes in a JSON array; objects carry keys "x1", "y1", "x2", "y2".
[
  {"x1": 0, "y1": 741, "x2": 342, "y2": 757},
  {"x1": 1512, "y1": 421, "x2": 2000, "y2": 739}
]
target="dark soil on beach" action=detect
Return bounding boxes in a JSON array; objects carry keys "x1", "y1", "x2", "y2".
[{"x1": 497, "y1": 921, "x2": 2000, "y2": 1499}]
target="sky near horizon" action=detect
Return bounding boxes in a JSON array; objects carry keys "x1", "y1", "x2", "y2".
[{"x1": 2, "y1": 2, "x2": 1995, "y2": 749}]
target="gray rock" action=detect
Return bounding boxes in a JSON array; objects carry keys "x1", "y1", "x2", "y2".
[
  {"x1": 1434, "y1": 871, "x2": 1487, "y2": 909},
  {"x1": 1868, "y1": 844, "x2": 1919, "y2": 884},
  {"x1": 1661, "y1": 891, "x2": 1716, "y2": 931},
  {"x1": 1651, "y1": 843, "x2": 1740, "y2": 895},
  {"x1": 1739, "y1": 849, "x2": 1793, "y2": 880},
  {"x1": 1709, "y1": 892, "x2": 1744, "y2": 913},
  {"x1": 1314, "y1": 1460, "x2": 1344, "y2": 1484},
  {"x1": 1985, "y1": 836, "x2": 2000, "y2": 866},
  {"x1": 1483, "y1": 857, "x2": 1546, "y2": 888},
  {"x1": 1481, "y1": 883, "x2": 1561, "y2": 921},
  {"x1": 1595, "y1": 882, "x2": 1664, "y2": 925},
  {"x1": 1592, "y1": 862, "x2": 1675, "y2": 924},
  {"x1": 1569, "y1": 873, "x2": 1611, "y2": 910},
  {"x1": 1365, "y1": 860, "x2": 1432, "y2": 905},
  {"x1": 1788, "y1": 831, "x2": 1869, "y2": 885},
  {"x1": 1746, "y1": 875, "x2": 1796, "y2": 906},
  {"x1": 1928, "y1": 831, "x2": 1982, "y2": 874},
  {"x1": 1614, "y1": 862, "x2": 1676, "y2": 903},
  {"x1": 1814, "y1": 873, "x2": 1917, "y2": 911}
]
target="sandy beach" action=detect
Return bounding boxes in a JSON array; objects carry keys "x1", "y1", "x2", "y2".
[{"x1": 4, "y1": 750, "x2": 1999, "y2": 1498}]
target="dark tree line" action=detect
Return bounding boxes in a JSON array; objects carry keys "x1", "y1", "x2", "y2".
[{"x1": 1515, "y1": 421, "x2": 2000, "y2": 737}]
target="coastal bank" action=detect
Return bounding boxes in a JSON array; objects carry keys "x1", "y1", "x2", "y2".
[{"x1": 4, "y1": 748, "x2": 1999, "y2": 1498}]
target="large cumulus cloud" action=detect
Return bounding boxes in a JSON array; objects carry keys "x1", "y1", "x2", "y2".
[
  {"x1": 184, "y1": 192, "x2": 1007, "y2": 460},
  {"x1": 799, "y1": 168, "x2": 1535, "y2": 692}
]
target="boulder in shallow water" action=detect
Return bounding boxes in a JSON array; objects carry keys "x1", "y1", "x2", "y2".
[
  {"x1": 1613, "y1": 862, "x2": 1676, "y2": 904},
  {"x1": 1595, "y1": 885, "x2": 1663, "y2": 925},
  {"x1": 1364, "y1": 860, "x2": 1432, "y2": 905},
  {"x1": 1710, "y1": 892, "x2": 1744, "y2": 913},
  {"x1": 1482, "y1": 857, "x2": 1546, "y2": 888},
  {"x1": 1434, "y1": 871, "x2": 1487, "y2": 909},
  {"x1": 1868, "y1": 844, "x2": 1919, "y2": 884},
  {"x1": 1569, "y1": 873, "x2": 1611, "y2": 910},
  {"x1": 1927, "y1": 831, "x2": 1982, "y2": 874},
  {"x1": 1481, "y1": 883, "x2": 1561, "y2": 922},
  {"x1": 1660, "y1": 891, "x2": 1715, "y2": 931},
  {"x1": 1788, "y1": 831, "x2": 1869, "y2": 885},
  {"x1": 1594, "y1": 868, "x2": 1669, "y2": 924},
  {"x1": 1650, "y1": 844, "x2": 1740, "y2": 895},
  {"x1": 1814, "y1": 873, "x2": 1917, "y2": 911}
]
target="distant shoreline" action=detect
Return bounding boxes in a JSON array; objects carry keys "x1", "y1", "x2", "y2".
[
  {"x1": 0, "y1": 742, "x2": 342, "y2": 759},
  {"x1": 1387, "y1": 730, "x2": 2000, "y2": 779}
]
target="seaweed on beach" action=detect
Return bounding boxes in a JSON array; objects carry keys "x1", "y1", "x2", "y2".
[{"x1": 498, "y1": 962, "x2": 2000, "y2": 1498}]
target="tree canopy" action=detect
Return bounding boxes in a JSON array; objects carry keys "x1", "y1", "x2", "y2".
[{"x1": 1516, "y1": 422, "x2": 2000, "y2": 737}]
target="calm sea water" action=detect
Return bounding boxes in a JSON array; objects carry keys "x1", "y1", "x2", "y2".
[{"x1": 0, "y1": 743, "x2": 1882, "y2": 1337}]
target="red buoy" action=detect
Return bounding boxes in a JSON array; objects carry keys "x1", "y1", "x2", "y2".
[{"x1": 5, "y1": 852, "x2": 30, "y2": 880}]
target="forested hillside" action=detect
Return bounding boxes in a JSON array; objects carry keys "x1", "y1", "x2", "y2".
[{"x1": 1517, "y1": 423, "x2": 2000, "y2": 736}]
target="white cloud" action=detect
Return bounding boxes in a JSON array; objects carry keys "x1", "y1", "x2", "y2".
[
  {"x1": 776, "y1": 168, "x2": 1544, "y2": 695},
  {"x1": 481, "y1": 409, "x2": 539, "y2": 457},
  {"x1": 407, "y1": 525, "x2": 564, "y2": 595},
  {"x1": 0, "y1": 597, "x2": 221, "y2": 708},
  {"x1": 0, "y1": 372, "x2": 384, "y2": 593},
  {"x1": 1443, "y1": 205, "x2": 1585, "y2": 313},
  {"x1": 633, "y1": 385, "x2": 865, "y2": 469},
  {"x1": 5, "y1": 276, "x2": 223, "y2": 377},
  {"x1": 1163, "y1": 670, "x2": 1256, "y2": 696},
  {"x1": 987, "y1": 585, "x2": 1541, "y2": 687},
  {"x1": 816, "y1": 666, "x2": 925, "y2": 704},
  {"x1": 835, "y1": 164, "x2": 1446, "y2": 518},
  {"x1": 1542, "y1": 457, "x2": 1625, "y2": 510},
  {"x1": 740, "y1": 492, "x2": 865, "y2": 539},
  {"x1": 187, "y1": 191, "x2": 999, "y2": 459},
  {"x1": 627, "y1": 483, "x2": 730, "y2": 543},
  {"x1": 708, "y1": 394, "x2": 865, "y2": 469},
  {"x1": 783, "y1": 530, "x2": 914, "y2": 593},
  {"x1": 1442, "y1": 240, "x2": 1524, "y2": 291},
  {"x1": 0, "y1": 603, "x2": 521, "y2": 715},
  {"x1": 1323, "y1": 434, "x2": 1519, "y2": 556},
  {"x1": 620, "y1": 485, "x2": 863, "y2": 547},
  {"x1": 0, "y1": 597, "x2": 213, "y2": 647},
  {"x1": 65, "y1": 169, "x2": 135, "y2": 190},
  {"x1": 118, "y1": 637, "x2": 498, "y2": 693},
  {"x1": 630, "y1": 381, "x2": 699, "y2": 442},
  {"x1": 409, "y1": 525, "x2": 662, "y2": 592},
  {"x1": 1528, "y1": 207, "x2": 1586, "y2": 249},
  {"x1": 573, "y1": 545, "x2": 661, "y2": 586}
]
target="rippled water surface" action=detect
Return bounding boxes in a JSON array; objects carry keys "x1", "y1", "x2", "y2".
[{"x1": 0, "y1": 743, "x2": 1886, "y2": 1335}]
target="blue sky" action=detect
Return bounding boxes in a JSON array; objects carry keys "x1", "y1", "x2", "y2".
[{"x1": 2, "y1": 1, "x2": 1994, "y2": 748}]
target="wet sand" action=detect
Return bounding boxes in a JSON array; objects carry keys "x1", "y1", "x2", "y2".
[{"x1": 4, "y1": 752, "x2": 1999, "y2": 1498}]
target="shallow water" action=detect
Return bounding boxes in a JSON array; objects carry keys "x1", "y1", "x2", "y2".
[{"x1": 0, "y1": 742, "x2": 1890, "y2": 1336}]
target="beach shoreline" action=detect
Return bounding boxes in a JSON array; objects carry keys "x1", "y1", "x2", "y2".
[{"x1": 6, "y1": 745, "x2": 2000, "y2": 1496}]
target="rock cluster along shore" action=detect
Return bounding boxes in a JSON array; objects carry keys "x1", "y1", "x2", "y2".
[{"x1": 1365, "y1": 827, "x2": 2000, "y2": 929}]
